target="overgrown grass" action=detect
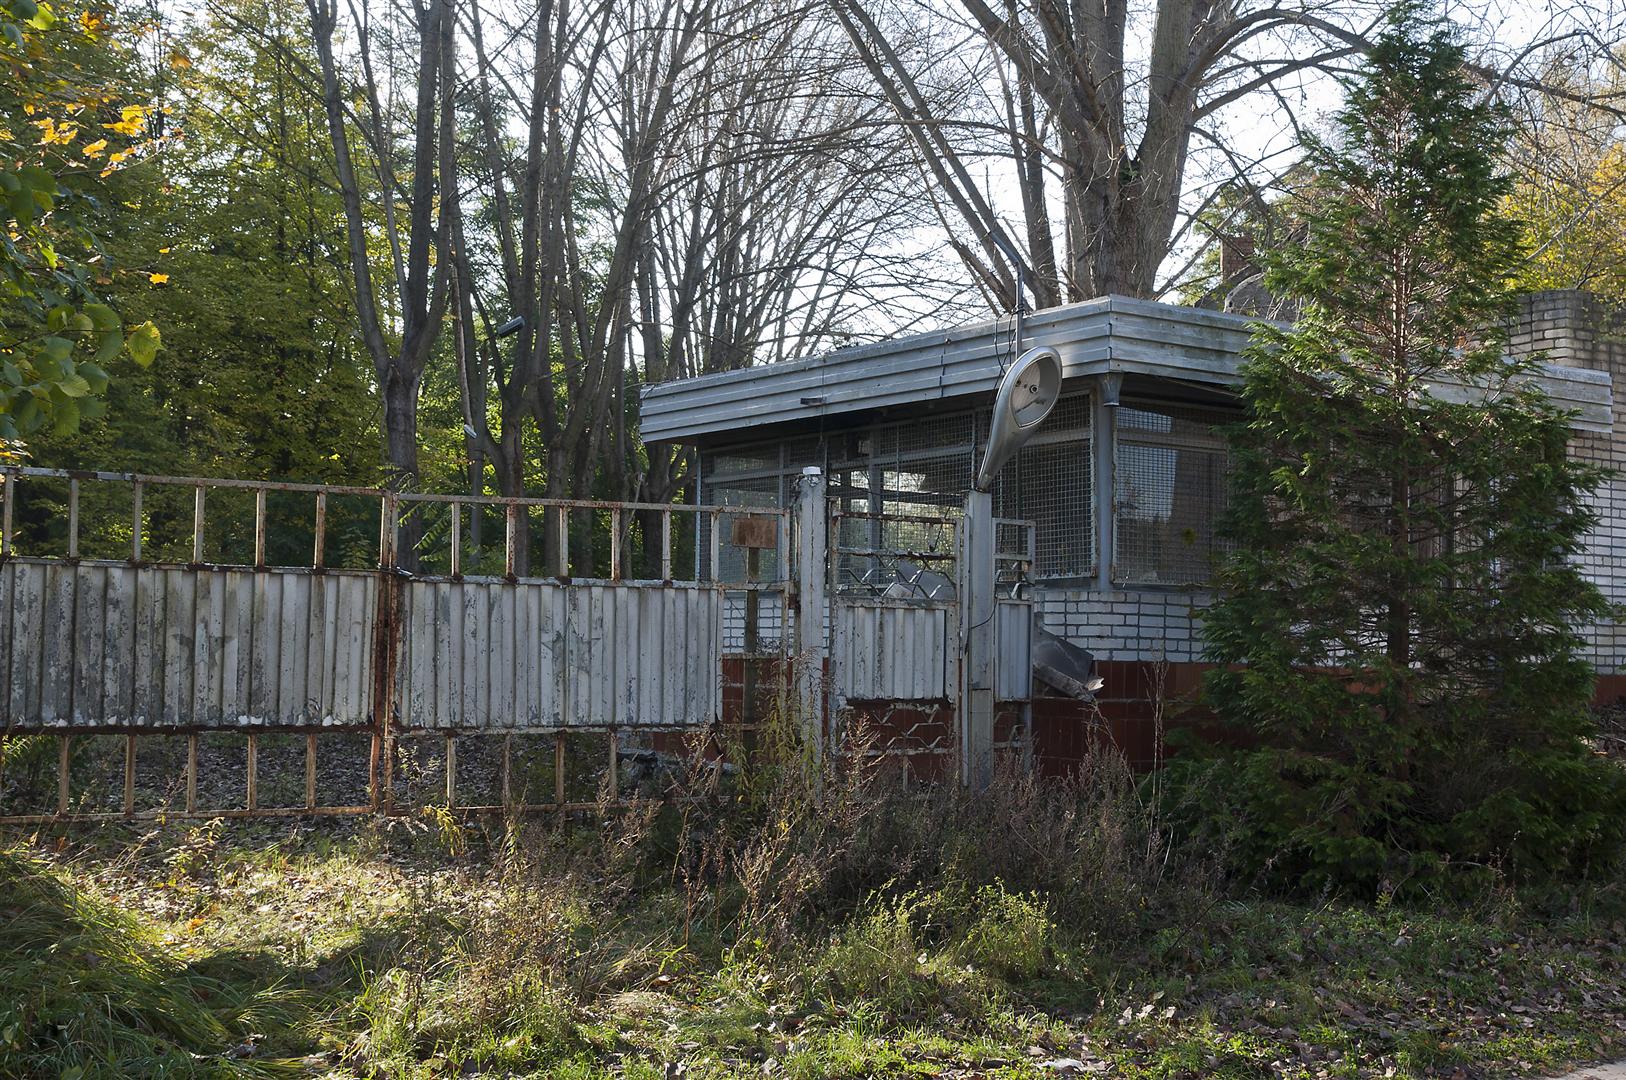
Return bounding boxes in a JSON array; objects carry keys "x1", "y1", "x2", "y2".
[
  {"x1": 0, "y1": 845, "x2": 312, "y2": 1077},
  {"x1": 3, "y1": 727, "x2": 1625, "y2": 1079}
]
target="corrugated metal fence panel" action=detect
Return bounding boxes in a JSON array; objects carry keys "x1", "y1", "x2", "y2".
[
  {"x1": 994, "y1": 600, "x2": 1033, "y2": 702},
  {"x1": 1, "y1": 559, "x2": 377, "y2": 728},
  {"x1": 395, "y1": 580, "x2": 722, "y2": 730},
  {"x1": 831, "y1": 599, "x2": 955, "y2": 703},
  {"x1": 395, "y1": 579, "x2": 568, "y2": 730}
]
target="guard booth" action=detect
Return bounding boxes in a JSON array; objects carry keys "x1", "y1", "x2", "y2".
[{"x1": 642, "y1": 293, "x2": 1620, "y2": 775}]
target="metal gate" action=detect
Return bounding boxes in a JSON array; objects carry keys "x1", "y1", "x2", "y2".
[{"x1": 810, "y1": 478, "x2": 1035, "y2": 773}]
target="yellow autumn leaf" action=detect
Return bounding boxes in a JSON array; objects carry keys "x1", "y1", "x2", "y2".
[
  {"x1": 148, "y1": 272, "x2": 169, "y2": 284},
  {"x1": 158, "y1": 246, "x2": 170, "y2": 254},
  {"x1": 81, "y1": 138, "x2": 107, "y2": 157},
  {"x1": 103, "y1": 105, "x2": 147, "y2": 138}
]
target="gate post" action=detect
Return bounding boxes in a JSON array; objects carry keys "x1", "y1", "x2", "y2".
[
  {"x1": 959, "y1": 489, "x2": 996, "y2": 790},
  {"x1": 795, "y1": 467, "x2": 828, "y2": 760},
  {"x1": 371, "y1": 490, "x2": 401, "y2": 814}
]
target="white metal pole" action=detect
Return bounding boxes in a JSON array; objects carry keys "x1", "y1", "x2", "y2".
[
  {"x1": 959, "y1": 487, "x2": 996, "y2": 790},
  {"x1": 796, "y1": 467, "x2": 828, "y2": 762}
]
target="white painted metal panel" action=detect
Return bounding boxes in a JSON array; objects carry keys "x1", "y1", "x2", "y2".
[
  {"x1": 994, "y1": 599, "x2": 1033, "y2": 702},
  {"x1": 831, "y1": 599, "x2": 955, "y2": 703},
  {"x1": 642, "y1": 293, "x2": 1613, "y2": 441},
  {"x1": 4, "y1": 554, "x2": 728, "y2": 734},
  {"x1": 0, "y1": 560, "x2": 377, "y2": 729},
  {"x1": 392, "y1": 579, "x2": 723, "y2": 731}
]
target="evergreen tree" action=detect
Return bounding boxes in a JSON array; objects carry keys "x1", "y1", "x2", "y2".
[{"x1": 1181, "y1": 3, "x2": 1626, "y2": 892}]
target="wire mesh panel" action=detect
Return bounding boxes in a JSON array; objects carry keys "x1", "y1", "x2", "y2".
[
  {"x1": 698, "y1": 392, "x2": 1092, "y2": 585},
  {"x1": 989, "y1": 394, "x2": 1093, "y2": 579},
  {"x1": 699, "y1": 439, "x2": 819, "y2": 583},
  {"x1": 832, "y1": 512, "x2": 958, "y2": 596},
  {"x1": 1113, "y1": 400, "x2": 1235, "y2": 584}
]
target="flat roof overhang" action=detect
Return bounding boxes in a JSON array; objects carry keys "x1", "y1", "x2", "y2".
[{"x1": 639, "y1": 295, "x2": 1614, "y2": 444}]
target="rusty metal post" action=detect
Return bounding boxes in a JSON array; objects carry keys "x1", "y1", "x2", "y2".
[
  {"x1": 367, "y1": 730, "x2": 381, "y2": 812},
  {"x1": 313, "y1": 491, "x2": 327, "y2": 568},
  {"x1": 500, "y1": 734, "x2": 512, "y2": 808},
  {"x1": 660, "y1": 509, "x2": 672, "y2": 581},
  {"x1": 554, "y1": 734, "x2": 566, "y2": 805},
  {"x1": 795, "y1": 469, "x2": 828, "y2": 763},
  {"x1": 130, "y1": 481, "x2": 142, "y2": 562},
  {"x1": 246, "y1": 733, "x2": 258, "y2": 810},
  {"x1": 1, "y1": 468, "x2": 13, "y2": 556},
  {"x1": 444, "y1": 734, "x2": 457, "y2": 809},
  {"x1": 504, "y1": 504, "x2": 517, "y2": 578},
  {"x1": 607, "y1": 730, "x2": 618, "y2": 802},
  {"x1": 374, "y1": 490, "x2": 400, "y2": 815},
  {"x1": 708, "y1": 509, "x2": 721, "y2": 582},
  {"x1": 959, "y1": 489, "x2": 996, "y2": 790},
  {"x1": 744, "y1": 545, "x2": 760, "y2": 735},
  {"x1": 122, "y1": 735, "x2": 135, "y2": 816},
  {"x1": 66, "y1": 478, "x2": 79, "y2": 559},
  {"x1": 253, "y1": 487, "x2": 267, "y2": 567},
  {"x1": 186, "y1": 734, "x2": 198, "y2": 813},
  {"x1": 306, "y1": 733, "x2": 318, "y2": 810},
  {"x1": 555, "y1": 507, "x2": 569, "y2": 578},
  {"x1": 192, "y1": 486, "x2": 206, "y2": 563},
  {"x1": 610, "y1": 509, "x2": 622, "y2": 580},
  {"x1": 450, "y1": 502, "x2": 462, "y2": 577},
  {"x1": 56, "y1": 735, "x2": 70, "y2": 815}
]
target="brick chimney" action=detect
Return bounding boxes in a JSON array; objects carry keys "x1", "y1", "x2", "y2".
[{"x1": 1508, "y1": 289, "x2": 1626, "y2": 372}]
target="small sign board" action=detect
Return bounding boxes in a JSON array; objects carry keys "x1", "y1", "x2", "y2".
[{"x1": 730, "y1": 515, "x2": 778, "y2": 550}]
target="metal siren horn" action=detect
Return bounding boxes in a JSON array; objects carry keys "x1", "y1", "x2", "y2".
[{"x1": 974, "y1": 346, "x2": 1062, "y2": 491}]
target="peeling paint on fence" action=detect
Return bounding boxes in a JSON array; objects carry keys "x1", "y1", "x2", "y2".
[
  {"x1": 831, "y1": 599, "x2": 957, "y2": 704},
  {"x1": 1, "y1": 559, "x2": 378, "y2": 728},
  {"x1": 394, "y1": 580, "x2": 723, "y2": 729}
]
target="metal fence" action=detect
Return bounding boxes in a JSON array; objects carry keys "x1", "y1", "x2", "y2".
[
  {"x1": 0, "y1": 467, "x2": 789, "y2": 822},
  {"x1": 1, "y1": 466, "x2": 1036, "y2": 822}
]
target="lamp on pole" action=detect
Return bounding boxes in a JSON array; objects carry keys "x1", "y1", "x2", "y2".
[{"x1": 960, "y1": 345, "x2": 1063, "y2": 789}]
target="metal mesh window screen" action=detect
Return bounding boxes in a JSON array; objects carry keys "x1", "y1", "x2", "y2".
[
  {"x1": 703, "y1": 394, "x2": 1096, "y2": 586},
  {"x1": 1113, "y1": 400, "x2": 1234, "y2": 585},
  {"x1": 990, "y1": 393, "x2": 1093, "y2": 579},
  {"x1": 830, "y1": 416, "x2": 970, "y2": 591},
  {"x1": 699, "y1": 443, "x2": 791, "y2": 582}
]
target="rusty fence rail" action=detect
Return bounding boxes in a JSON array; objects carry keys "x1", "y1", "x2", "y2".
[{"x1": 0, "y1": 466, "x2": 790, "y2": 581}]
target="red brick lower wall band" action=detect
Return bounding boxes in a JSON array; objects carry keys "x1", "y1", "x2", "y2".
[{"x1": 688, "y1": 658, "x2": 1626, "y2": 779}]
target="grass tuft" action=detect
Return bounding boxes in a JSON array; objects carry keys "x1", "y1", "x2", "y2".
[{"x1": 0, "y1": 845, "x2": 309, "y2": 1078}]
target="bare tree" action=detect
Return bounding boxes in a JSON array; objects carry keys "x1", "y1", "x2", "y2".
[
  {"x1": 831, "y1": 0, "x2": 1626, "y2": 305},
  {"x1": 447, "y1": 0, "x2": 956, "y2": 570},
  {"x1": 306, "y1": 0, "x2": 453, "y2": 568}
]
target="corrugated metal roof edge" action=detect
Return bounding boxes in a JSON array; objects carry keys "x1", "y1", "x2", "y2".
[{"x1": 639, "y1": 295, "x2": 1614, "y2": 442}]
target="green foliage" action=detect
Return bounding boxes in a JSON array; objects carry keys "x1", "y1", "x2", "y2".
[
  {"x1": 0, "y1": 0, "x2": 162, "y2": 445},
  {"x1": 802, "y1": 880, "x2": 1054, "y2": 1024},
  {"x1": 6, "y1": 0, "x2": 383, "y2": 565},
  {"x1": 21, "y1": 0, "x2": 376, "y2": 481},
  {"x1": 1170, "y1": 3, "x2": 1626, "y2": 894}
]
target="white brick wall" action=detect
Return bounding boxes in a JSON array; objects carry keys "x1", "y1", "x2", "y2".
[
  {"x1": 1027, "y1": 291, "x2": 1626, "y2": 672},
  {"x1": 1034, "y1": 587, "x2": 1214, "y2": 663},
  {"x1": 1516, "y1": 292, "x2": 1626, "y2": 675}
]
